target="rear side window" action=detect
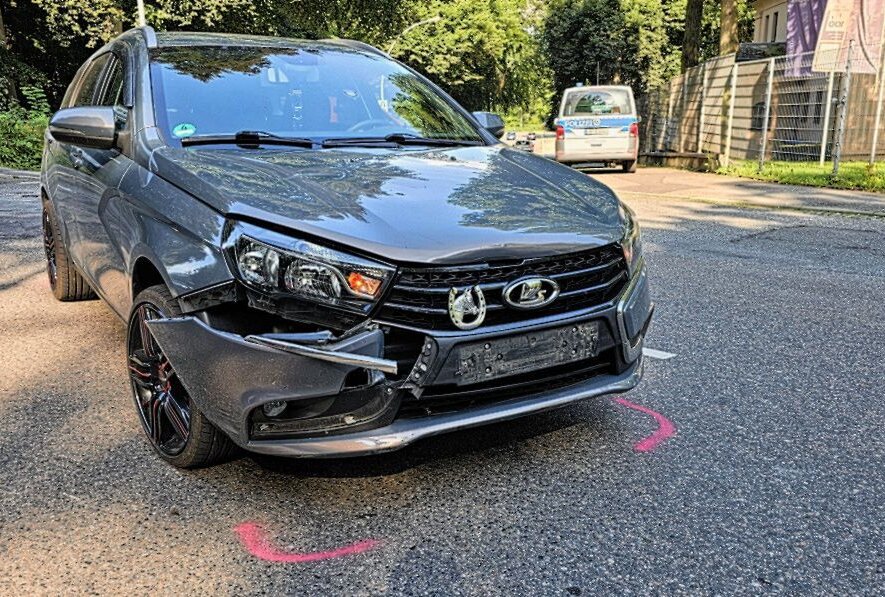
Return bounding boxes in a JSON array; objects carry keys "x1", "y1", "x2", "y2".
[
  {"x1": 562, "y1": 88, "x2": 634, "y2": 116},
  {"x1": 73, "y1": 53, "x2": 114, "y2": 107},
  {"x1": 97, "y1": 57, "x2": 125, "y2": 107}
]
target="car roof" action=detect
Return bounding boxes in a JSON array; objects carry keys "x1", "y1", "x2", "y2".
[
  {"x1": 152, "y1": 30, "x2": 382, "y2": 55},
  {"x1": 563, "y1": 85, "x2": 633, "y2": 94}
]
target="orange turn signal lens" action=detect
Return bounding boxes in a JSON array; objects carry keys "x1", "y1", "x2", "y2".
[{"x1": 346, "y1": 271, "x2": 382, "y2": 297}]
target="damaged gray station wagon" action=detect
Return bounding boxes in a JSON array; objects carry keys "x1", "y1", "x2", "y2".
[{"x1": 40, "y1": 28, "x2": 653, "y2": 468}]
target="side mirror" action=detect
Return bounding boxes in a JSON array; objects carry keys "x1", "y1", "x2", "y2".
[
  {"x1": 472, "y1": 111, "x2": 506, "y2": 139},
  {"x1": 48, "y1": 107, "x2": 117, "y2": 149}
]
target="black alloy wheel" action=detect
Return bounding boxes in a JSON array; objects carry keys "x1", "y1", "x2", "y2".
[
  {"x1": 40, "y1": 200, "x2": 95, "y2": 301},
  {"x1": 42, "y1": 207, "x2": 58, "y2": 289},
  {"x1": 127, "y1": 302, "x2": 192, "y2": 457},
  {"x1": 126, "y1": 284, "x2": 237, "y2": 468}
]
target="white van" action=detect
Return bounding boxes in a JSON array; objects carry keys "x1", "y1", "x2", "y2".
[{"x1": 554, "y1": 85, "x2": 639, "y2": 172}]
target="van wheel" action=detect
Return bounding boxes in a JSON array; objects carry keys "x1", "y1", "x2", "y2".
[
  {"x1": 42, "y1": 200, "x2": 96, "y2": 301},
  {"x1": 127, "y1": 284, "x2": 238, "y2": 468},
  {"x1": 622, "y1": 160, "x2": 638, "y2": 173}
]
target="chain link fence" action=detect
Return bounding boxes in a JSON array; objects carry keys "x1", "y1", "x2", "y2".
[{"x1": 643, "y1": 43, "x2": 885, "y2": 173}]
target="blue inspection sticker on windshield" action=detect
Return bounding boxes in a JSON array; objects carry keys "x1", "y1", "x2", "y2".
[{"x1": 172, "y1": 123, "x2": 196, "y2": 138}]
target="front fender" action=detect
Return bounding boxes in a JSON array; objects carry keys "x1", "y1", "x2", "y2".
[{"x1": 119, "y1": 160, "x2": 234, "y2": 306}]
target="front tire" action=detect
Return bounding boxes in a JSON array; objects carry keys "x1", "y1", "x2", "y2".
[
  {"x1": 42, "y1": 200, "x2": 96, "y2": 301},
  {"x1": 127, "y1": 284, "x2": 237, "y2": 468}
]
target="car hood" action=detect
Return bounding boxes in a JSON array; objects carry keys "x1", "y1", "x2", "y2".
[{"x1": 150, "y1": 144, "x2": 626, "y2": 264}]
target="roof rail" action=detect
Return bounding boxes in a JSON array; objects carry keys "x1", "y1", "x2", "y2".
[
  {"x1": 324, "y1": 38, "x2": 387, "y2": 57},
  {"x1": 140, "y1": 25, "x2": 158, "y2": 49}
]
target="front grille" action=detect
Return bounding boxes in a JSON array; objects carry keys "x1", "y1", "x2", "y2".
[{"x1": 377, "y1": 244, "x2": 628, "y2": 330}]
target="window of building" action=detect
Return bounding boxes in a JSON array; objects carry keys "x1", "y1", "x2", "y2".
[{"x1": 764, "y1": 15, "x2": 770, "y2": 43}]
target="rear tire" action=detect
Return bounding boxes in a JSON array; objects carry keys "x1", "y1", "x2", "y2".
[
  {"x1": 622, "y1": 159, "x2": 638, "y2": 173},
  {"x1": 127, "y1": 284, "x2": 238, "y2": 468},
  {"x1": 42, "y1": 199, "x2": 96, "y2": 301}
]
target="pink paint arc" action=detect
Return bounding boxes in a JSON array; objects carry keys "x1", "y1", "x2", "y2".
[
  {"x1": 234, "y1": 522, "x2": 380, "y2": 563},
  {"x1": 613, "y1": 397, "x2": 676, "y2": 452}
]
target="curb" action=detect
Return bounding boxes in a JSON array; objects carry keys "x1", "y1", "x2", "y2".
[{"x1": 0, "y1": 168, "x2": 40, "y2": 181}]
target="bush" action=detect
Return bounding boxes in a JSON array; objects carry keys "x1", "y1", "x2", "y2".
[{"x1": 0, "y1": 86, "x2": 50, "y2": 171}]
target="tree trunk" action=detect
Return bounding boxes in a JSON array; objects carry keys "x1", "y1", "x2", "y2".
[
  {"x1": 0, "y1": 4, "x2": 19, "y2": 106},
  {"x1": 682, "y1": 0, "x2": 704, "y2": 71},
  {"x1": 720, "y1": 0, "x2": 739, "y2": 55}
]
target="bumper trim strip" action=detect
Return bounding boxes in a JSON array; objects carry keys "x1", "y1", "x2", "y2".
[
  {"x1": 244, "y1": 335, "x2": 399, "y2": 375},
  {"x1": 244, "y1": 359, "x2": 642, "y2": 458}
]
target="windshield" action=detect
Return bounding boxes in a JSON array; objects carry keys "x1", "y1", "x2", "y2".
[
  {"x1": 561, "y1": 88, "x2": 634, "y2": 116},
  {"x1": 149, "y1": 45, "x2": 485, "y2": 146}
]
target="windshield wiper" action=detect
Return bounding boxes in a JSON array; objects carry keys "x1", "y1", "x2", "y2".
[
  {"x1": 180, "y1": 130, "x2": 315, "y2": 148},
  {"x1": 321, "y1": 133, "x2": 483, "y2": 148}
]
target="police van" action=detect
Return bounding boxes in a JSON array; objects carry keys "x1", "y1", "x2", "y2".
[{"x1": 554, "y1": 85, "x2": 639, "y2": 172}]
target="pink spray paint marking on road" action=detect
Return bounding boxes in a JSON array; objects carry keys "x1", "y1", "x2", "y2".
[
  {"x1": 613, "y1": 397, "x2": 676, "y2": 452},
  {"x1": 235, "y1": 522, "x2": 380, "y2": 563}
]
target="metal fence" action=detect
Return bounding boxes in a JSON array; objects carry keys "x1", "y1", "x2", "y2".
[{"x1": 643, "y1": 43, "x2": 885, "y2": 172}]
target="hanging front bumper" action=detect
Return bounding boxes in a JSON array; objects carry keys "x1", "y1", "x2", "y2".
[{"x1": 145, "y1": 260, "x2": 652, "y2": 458}]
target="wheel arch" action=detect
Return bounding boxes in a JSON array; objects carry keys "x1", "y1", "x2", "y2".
[{"x1": 131, "y1": 255, "x2": 168, "y2": 302}]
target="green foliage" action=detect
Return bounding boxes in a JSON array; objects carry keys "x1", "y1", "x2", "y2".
[
  {"x1": 543, "y1": 0, "x2": 682, "y2": 120},
  {"x1": 392, "y1": 0, "x2": 552, "y2": 114},
  {"x1": 699, "y1": 0, "x2": 755, "y2": 61},
  {"x1": 0, "y1": 86, "x2": 49, "y2": 171},
  {"x1": 719, "y1": 160, "x2": 885, "y2": 193},
  {"x1": 0, "y1": 0, "x2": 756, "y2": 132}
]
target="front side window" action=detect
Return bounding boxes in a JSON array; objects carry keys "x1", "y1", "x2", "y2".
[
  {"x1": 149, "y1": 45, "x2": 484, "y2": 145},
  {"x1": 562, "y1": 88, "x2": 634, "y2": 116}
]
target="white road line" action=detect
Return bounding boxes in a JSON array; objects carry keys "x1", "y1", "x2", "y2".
[{"x1": 643, "y1": 348, "x2": 677, "y2": 360}]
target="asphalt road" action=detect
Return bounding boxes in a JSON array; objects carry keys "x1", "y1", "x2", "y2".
[{"x1": 1, "y1": 169, "x2": 883, "y2": 594}]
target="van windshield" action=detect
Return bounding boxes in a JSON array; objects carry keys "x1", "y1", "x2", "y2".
[
  {"x1": 149, "y1": 44, "x2": 485, "y2": 146},
  {"x1": 561, "y1": 88, "x2": 633, "y2": 116}
]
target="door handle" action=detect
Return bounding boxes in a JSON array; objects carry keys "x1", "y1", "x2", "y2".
[{"x1": 70, "y1": 148, "x2": 85, "y2": 169}]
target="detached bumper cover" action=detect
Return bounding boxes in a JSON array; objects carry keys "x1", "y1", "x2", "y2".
[{"x1": 146, "y1": 317, "x2": 393, "y2": 445}]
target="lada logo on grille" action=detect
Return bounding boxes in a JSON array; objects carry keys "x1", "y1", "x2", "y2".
[
  {"x1": 502, "y1": 277, "x2": 560, "y2": 310},
  {"x1": 448, "y1": 285, "x2": 487, "y2": 330}
]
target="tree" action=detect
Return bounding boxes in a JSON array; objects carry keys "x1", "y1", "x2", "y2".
[
  {"x1": 682, "y1": 0, "x2": 704, "y2": 71},
  {"x1": 393, "y1": 0, "x2": 551, "y2": 113},
  {"x1": 0, "y1": 3, "x2": 18, "y2": 105},
  {"x1": 544, "y1": 0, "x2": 682, "y2": 120},
  {"x1": 1, "y1": 0, "x2": 414, "y2": 109},
  {"x1": 719, "y1": 0, "x2": 739, "y2": 55}
]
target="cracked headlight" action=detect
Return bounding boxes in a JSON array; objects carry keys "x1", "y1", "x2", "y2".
[
  {"x1": 228, "y1": 222, "x2": 394, "y2": 313},
  {"x1": 620, "y1": 205, "x2": 643, "y2": 276}
]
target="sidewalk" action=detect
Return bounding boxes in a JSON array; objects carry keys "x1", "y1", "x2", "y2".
[{"x1": 591, "y1": 167, "x2": 885, "y2": 217}]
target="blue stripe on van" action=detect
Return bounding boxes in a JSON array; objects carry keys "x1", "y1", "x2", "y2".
[{"x1": 555, "y1": 116, "x2": 637, "y2": 130}]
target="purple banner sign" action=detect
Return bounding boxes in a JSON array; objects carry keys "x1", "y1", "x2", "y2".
[{"x1": 787, "y1": 0, "x2": 827, "y2": 76}]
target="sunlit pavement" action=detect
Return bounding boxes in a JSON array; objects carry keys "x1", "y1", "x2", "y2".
[
  {"x1": 1, "y1": 169, "x2": 883, "y2": 594},
  {"x1": 589, "y1": 165, "x2": 885, "y2": 216}
]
